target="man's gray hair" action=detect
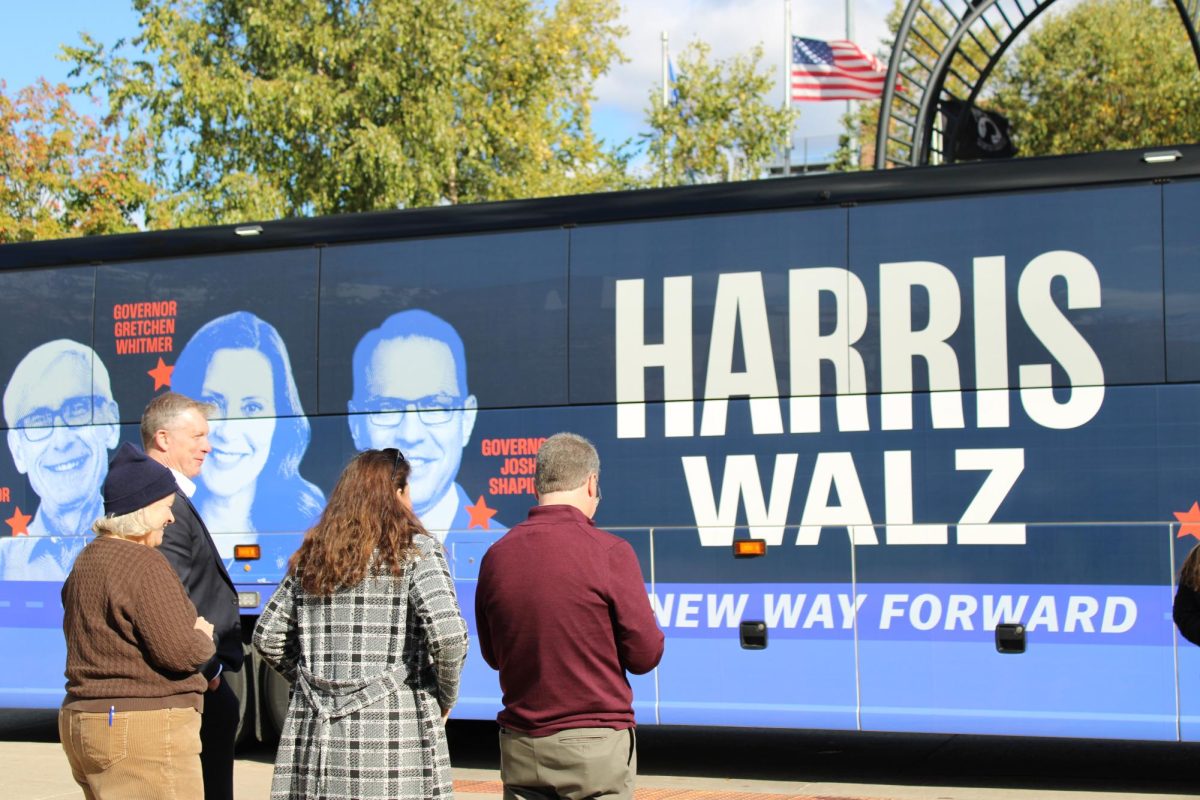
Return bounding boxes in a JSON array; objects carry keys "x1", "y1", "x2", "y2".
[
  {"x1": 535, "y1": 432, "x2": 600, "y2": 496},
  {"x1": 140, "y1": 392, "x2": 215, "y2": 448}
]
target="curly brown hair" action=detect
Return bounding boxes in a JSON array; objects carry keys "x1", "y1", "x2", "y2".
[
  {"x1": 288, "y1": 448, "x2": 424, "y2": 596},
  {"x1": 1182, "y1": 544, "x2": 1200, "y2": 592}
]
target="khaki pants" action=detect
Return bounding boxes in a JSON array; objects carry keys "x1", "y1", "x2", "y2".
[
  {"x1": 59, "y1": 706, "x2": 203, "y2": 800},
  {"x1": 499, "y1": 726, "x2": 636, "y2": 800}
]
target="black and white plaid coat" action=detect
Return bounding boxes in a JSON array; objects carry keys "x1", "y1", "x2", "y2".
[{"x1": 253, "y1": 534, "x2": 469, "y2": 799}]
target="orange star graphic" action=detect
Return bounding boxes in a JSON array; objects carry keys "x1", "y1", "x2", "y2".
[
  {"x1": 5, "y1": 506, "x2": 32, "y2": 537},
  {"x1": 1175, "y1": 501, "x2": 1200, "y2": 540},
  {"x1": 465, "y1": 495, "x2": 498, "y2": 530},
  {"x1": 147, "y1": 357, "x2": 174, "y2": 391}
]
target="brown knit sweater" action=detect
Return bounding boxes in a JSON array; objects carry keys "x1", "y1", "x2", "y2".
[{"x1": 61, "y1": 536, "x2": 215, "y2": 712}]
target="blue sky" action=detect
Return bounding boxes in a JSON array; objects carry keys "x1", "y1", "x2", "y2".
[
  {"x1": 0, "y1": 2, "x2": 139, "y2": 92},
  {"x1": 0, "y1": 0, "x2": 894, "y2": 167}
]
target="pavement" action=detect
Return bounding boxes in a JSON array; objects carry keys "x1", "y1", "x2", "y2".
[{"x1": 4, "y1": 709, "x2": 1199, "y2": 799}]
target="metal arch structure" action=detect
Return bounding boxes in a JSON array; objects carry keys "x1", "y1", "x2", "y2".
[{"x1": 874, "y1": 0, "x2": 1200, "y2": 169}]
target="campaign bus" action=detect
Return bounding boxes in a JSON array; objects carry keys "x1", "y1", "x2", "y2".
[{"x1": 1, "y1": 144, "x2": 1199, "y2": 744}]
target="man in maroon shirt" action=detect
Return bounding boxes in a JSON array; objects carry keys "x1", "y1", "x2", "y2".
[{"x1": 476, "y1": 432, "x2": 664, "y2": 800}]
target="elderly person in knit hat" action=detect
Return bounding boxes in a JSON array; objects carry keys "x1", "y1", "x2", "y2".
[{"x1": 58, "y1": 442, "x2": 217, "y2": 800}]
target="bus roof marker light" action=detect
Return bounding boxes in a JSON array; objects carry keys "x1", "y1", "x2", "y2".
[
  {"x1": 234, "y1": 544, "x2": 261, "y2": 561},
  {"x1": 733, "y1": 539, "x2": 767, "y2": 558},
  {"x1": 234, "y1": 225, "x2": 264, "y2": 236},
  {"x1": 1141, "y1": 150, "x2": 1182, "y2": 164}
]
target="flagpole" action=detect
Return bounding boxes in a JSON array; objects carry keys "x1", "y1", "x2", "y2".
[
  {"x1": 846, "y1": 0, "x2": 856, "y2": 165},
  {"x1": 783, "y1": 0, "x2": 792, "y2": 176},
  {"x1": 661, "y1": 31, "x2": 669, "y2": 109}
]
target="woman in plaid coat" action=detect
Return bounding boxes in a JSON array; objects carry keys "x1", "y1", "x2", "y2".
[{"x1": 253, "y1": 448, "x2": 469, "y2": 799}]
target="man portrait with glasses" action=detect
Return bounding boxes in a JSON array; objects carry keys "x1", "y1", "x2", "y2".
[
  {"x1": 348, "y1": 309, "x2": 504, "y2": 540},
  {"x1": 1, "y1": 339, "x2": 120, "y2": 580}
]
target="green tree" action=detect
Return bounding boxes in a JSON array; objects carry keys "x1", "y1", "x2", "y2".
[
  {"x1": 642, "y1": 41, "x2": 796, "y2": 185},
  {"x1": 0, "y1": 79, "x2": 154, "y2": 243},
  {"x1": 989, "y1": 0, "x2": 1200, "y2": 156},
  {"x1": 68, "y1": 0, "x2": 631, "y2": 225},
  {"x1": 838, "y1": 0, "x2": 1200, "y2": 169}
]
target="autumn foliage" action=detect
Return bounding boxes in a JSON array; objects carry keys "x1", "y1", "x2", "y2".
[{"x1": 0, "y1": 79, "x2": 154, "y2": 243}]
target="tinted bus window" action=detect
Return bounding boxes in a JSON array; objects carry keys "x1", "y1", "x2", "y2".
[
  {"x1": 317, "y1": 230, "x2": 569, "y2": 416},
  {"x1": 1165, "y1": 179, "x2": 1200, "y2": 382},
  {"x1": 95, "y1": 250, "x2": 322, "y2": 552},
  {"x1": 0, "y1": 266, "x2": 100, "y2": 578},
  {"x1": 848, "y1": 183, "x2": 1165, "y2": 397},
  {"x1": 568, "y1": 207, "x2": 849, "y2": 407}
]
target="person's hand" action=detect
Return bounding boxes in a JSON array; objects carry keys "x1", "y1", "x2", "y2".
[
  {"x1": 194, "y1": 616, "x2": 214, "y2": 638},
  {"x1": 208, "y1": 675, "x2": 222, "y2": 692}
]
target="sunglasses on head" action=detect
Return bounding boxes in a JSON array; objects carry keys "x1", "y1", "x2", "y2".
[{"x1": 388, "y1": 448, "x2": 408, "y2": 482}]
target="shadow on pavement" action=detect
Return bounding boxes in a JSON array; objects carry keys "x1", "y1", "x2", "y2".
[
  {"x1": 7, "y1": 709, "x2": 1200, "y2": 796},
  {"x1": 445, "y1": 719, "x2": 1200, "y2": 796}
]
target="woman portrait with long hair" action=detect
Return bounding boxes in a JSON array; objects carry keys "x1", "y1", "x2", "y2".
[
  {"x1": 253, "y1": 448, "x2": 468, "y2": 800},
  {"x1": 171, "y1": 311, "x2": 324, "y2": 542}
]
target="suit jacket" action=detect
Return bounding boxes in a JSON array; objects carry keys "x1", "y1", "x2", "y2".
[{"x1": 159, "y1": 491, "x2": 243, "y2": 679}]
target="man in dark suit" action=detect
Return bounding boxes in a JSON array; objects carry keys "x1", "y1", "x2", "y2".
[{"x1": 142, "y1": 391, "x2": 242, "y2": 800}]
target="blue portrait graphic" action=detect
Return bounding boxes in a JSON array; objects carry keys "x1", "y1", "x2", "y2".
[
  {"x1": 172, "y1": 311, "x2": 324, "y2": 558},
  {"x1": 0, "y1": 340, "x2": 120, "y2": 581},
  {"x1": 348, "y1": 309, "x2": 504, "y2": 540}
]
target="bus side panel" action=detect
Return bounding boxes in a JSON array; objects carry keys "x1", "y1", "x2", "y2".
[
  {"x1": 568, "y1": 209, "x2": 858, "y2": 728},
  {"x1": 652, "y1": 584, "x2": 858, "y2": 730},
  {"x1": 860, "y1": 637, "x2": 1175, "y2": 739},
  {"x1": 851, "y1": 380, "x2": 1177, "y2": 739},
  {"x1": 0, "y1": 582, "x2": 69, "y2": 706},
  {"x1": 0, "y1": 265, "x2": 98, "y2": 706},
  {"x1": 856, "y1": 575, "x2": 1176, "y2": 740},
  {"x1": 1179, "y1": 643, "x2": 1200, "y2": 741},
  {"x1": 1163, "y1": 181, "x2": 1200, "y2": 739}
]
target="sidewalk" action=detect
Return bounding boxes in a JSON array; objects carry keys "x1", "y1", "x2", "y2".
[
  {"x1": 5, "y1": 737, "x2": 1197, "y2": 800},
  {"x1": 4, "y1": 741, "x2": 902, "y2": 800},
  {"x1": 5, "y1": 709, "x2": 1199, "y2": 800}
]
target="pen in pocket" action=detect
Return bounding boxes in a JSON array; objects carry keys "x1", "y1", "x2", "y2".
[{"x1": 108, "y1": 705, "x2": 114, "y2": 727}]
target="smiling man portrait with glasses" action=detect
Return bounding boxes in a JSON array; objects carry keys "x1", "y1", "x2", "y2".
[
  {"x1": 1, "y1": 339, "x2": 120, "y2": 580},
  {"x1": 348, "y1": 309, "x2": 504, "y2": 541}
]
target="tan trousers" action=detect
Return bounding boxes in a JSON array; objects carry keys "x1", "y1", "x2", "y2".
[
  {"x1": 499, "y1": 726, "x2": 636, "y2": 800},
  {"x1": 59, "y1": 706, "x2": 203, "y2": 800}
]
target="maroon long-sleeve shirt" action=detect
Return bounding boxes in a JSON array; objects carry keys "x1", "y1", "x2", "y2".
[{"x1": 475, "y1": 504, "x2": 664, "y2": 736}]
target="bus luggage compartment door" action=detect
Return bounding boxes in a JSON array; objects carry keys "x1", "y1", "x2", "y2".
[{"x1": 651, "y1": 527, "x2": 858, "y2": 730}]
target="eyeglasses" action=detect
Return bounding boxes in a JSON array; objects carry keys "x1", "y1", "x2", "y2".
[
  {"x1": 595, "y1": 474, "x2": 602, "y2": 502},
  {"x1": 361, "y1": 395, "x2": 460, "y2": 427},
  {"x1": 16, "y1": 395, "x2": 106, "y2": 442}
]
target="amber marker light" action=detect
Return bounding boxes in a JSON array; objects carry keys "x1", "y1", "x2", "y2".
[
  {"x1": 733, "y1": 539, "x2": 767, "y2": 558},
  {"x1": 234, "y1": 544, "x2": 261, "y2": 561}
]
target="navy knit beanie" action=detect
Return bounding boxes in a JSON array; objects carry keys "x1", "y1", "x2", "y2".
[{"x1": 103, "y1": 442, "x2": 178, "y2": 517}]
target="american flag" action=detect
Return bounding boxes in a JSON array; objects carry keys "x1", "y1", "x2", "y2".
[{"x1": 791, "y1": 37, "x2": 888, "y2": 102}]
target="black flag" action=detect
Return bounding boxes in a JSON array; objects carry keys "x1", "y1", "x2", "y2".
[{"x1": 942, "y1": 99, "x2": 1016, "y2": 161}]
